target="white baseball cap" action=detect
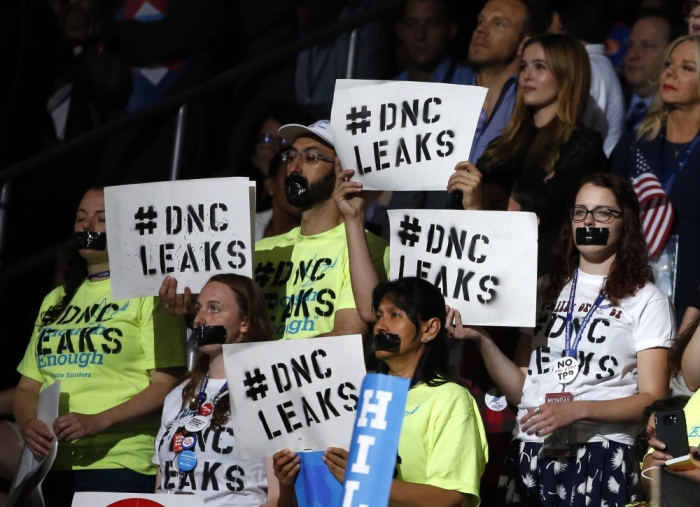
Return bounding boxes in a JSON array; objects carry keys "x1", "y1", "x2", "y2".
[{"x1": 278, "y1": 120, "x2": 334, "y2": 147}]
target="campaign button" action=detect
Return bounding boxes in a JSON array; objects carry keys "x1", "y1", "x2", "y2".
[{"x1": 176, "y1": 450, "x2": 198, "y2": 472}]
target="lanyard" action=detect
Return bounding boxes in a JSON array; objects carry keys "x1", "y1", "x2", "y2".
[
  {"x1": 660, "y1": 129, "x2": 700, "y2": 194},
  {"x1": 564, "y1": 270, "x2": 605, "y2": 358}
]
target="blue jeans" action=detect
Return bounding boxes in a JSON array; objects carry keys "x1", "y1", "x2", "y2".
[{"x1": 42, "y1": 469, "x2": 155, "y2": 507}]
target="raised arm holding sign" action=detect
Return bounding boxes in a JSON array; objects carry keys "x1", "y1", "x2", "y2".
[
  {"x1": 254, "y1": 120, "x2": 389, "y2": 340},
  {"x1": 449, "y1": 175, "x2": 672, "y2": 506}
]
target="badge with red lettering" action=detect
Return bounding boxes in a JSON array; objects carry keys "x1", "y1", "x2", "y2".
[
  {"x1": 181, "y1": 434, "x2": 197, "y2": 451},
  {"x1": 553, "y1": 356, "x2": 579, "y2": 384},
  {"x1": 199, "y1": 403, "x2": 214, "y2": 417},
  {"x1": 542, "y1": 392, "x2": 573, "y2": 457},
  {"x1": 172, "y1": 433, "x2": 185, "y2": 453}
]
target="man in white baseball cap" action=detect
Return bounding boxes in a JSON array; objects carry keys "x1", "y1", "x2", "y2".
[{"x1": 255, "y1": 119, "x2": 389, "y2": 340}]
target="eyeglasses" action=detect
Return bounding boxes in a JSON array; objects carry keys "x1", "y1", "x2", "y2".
[
  {"x1": 570, "y1": 206, "x2": 622, "y2": 223},
  {"x1": 281, "y1": 149, "x2": 335, "y2": 164},
  {"x1": 257, "y1": 133, "x2": 288, "y2": 147},
  {"x1": 684, "y1": 0, "x2": 700, "y2": 14}
]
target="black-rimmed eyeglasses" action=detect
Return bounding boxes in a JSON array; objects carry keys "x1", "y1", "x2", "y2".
[{"x1": 570, "y1": 207, "x2": 622, "y2": 223}]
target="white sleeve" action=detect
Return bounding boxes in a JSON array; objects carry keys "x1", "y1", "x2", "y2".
[{"x1": 634, "y1": 296, "x2": 676, "y2": 352}]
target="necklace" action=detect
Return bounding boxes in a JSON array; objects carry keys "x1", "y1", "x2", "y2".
[{"x1": 671, "y1": 140, "x2": 692, "y2": 157}]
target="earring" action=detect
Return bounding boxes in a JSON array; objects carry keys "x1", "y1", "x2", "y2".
[{"x1": 421, "y1": 336, "x2": 432, "y2": 343}]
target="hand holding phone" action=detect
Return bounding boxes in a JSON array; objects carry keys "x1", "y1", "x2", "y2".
[{"x1": 654, "y1": 410, "x2": 690, "y2": 460}]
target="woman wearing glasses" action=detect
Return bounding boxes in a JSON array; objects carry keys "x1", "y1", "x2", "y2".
[{"x1": 449, "y1": 174, "x2": 673, "y2": 506}]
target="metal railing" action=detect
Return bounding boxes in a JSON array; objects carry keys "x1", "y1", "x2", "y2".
[{"x1": 0, "y1": 1, "x2": 397, "y2": 282}]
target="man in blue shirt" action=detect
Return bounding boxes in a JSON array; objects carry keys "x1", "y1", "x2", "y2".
[
  {"x1": 624, "y1": 11, "x2": 683, "y2": 132},
  {"x1": 382, "y1": 0, "x2": 545, "y2": 227}
]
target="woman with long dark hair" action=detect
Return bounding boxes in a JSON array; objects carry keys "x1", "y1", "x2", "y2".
[
  {"x1": 154, "y1": 273, "x2": 286, "y2": 505},
  {"x1": 450, "y1": 174, "x2": 673, "y2": 506},
  {"x1": 272, "y1": 164, "x2": 488, "y2": 507},
  {"x1": 454, "y1": 33, "x2": 606, "y2": 219},
  {"x1": 14, "y1": 188, "x2": 187, "y2": 507}
]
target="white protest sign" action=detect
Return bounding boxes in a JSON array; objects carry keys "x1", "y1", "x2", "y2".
[
  {"x1": 71, "y1": 492, "x2": 203, "y2": 507},
  {"x1": 7, "y1": 382, "x2": 60, "y2": 507},
  {"x1": 389, "y1": 210, "x2": 537, "y2": 326},
  {"x1": 223, "y1": 335, "x2": 366, "y2": 459},
  {"x1": 105, "y1": 178, "x2": 253, "y2": 300},
  {"x1": 330, "y1": 79, "x2": 487, "y2": 190}
]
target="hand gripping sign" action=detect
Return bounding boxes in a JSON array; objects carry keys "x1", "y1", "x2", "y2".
[
  {"x1": 223, "y1": 335, "x2": 366, "y2": 459},
  {"x1": 105, "y1": 178, "x2": 255, "y2": 300},
  {"x1": 330, "y1": 79, "x2": 487, "y2": 191},
  {"x1": 389, "y1": 210, "x2": 538, "y2": 327},
  {"x1": 341, "y1": 374, "x2": 409, "y2": 507}
]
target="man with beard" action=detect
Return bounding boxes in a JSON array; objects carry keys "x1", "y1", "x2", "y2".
[{"x1": 253, "y1": 120, "x2": 389, "y2": 340}]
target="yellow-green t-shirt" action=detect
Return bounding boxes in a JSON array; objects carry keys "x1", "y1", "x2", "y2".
[
  {"x1": 396, "y1": 382, "x2": 489, "y2": 507},
  {"x1": 254, "y1": 223, "x2": 389, "y2": 340},
  {"x1": 686, "y1": 391, "x2": 700, "y2": 447},
  {"x1": 17, "y1": 278, "x2": 187, "y2": 474}
]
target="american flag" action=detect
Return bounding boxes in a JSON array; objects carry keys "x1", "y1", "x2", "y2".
[{"x1": 631, "y1": 149, "x2": 675, "y2": 258}]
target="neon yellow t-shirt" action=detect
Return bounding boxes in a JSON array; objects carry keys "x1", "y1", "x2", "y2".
[
  {"x1": 396, "y1": 382, "x2": 488, "y2": 507},
  {"x1": 254, "y1": 223, "x2": 389, "y2": 340},
  {"x1": 17, "y1": 278, "x2": 187, "y2": 474},
  {"x1": 685, "y1": 391, "x2": 700, "y2": 448}
]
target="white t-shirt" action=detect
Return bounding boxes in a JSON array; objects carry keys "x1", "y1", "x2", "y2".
[
  {"x1": 518, "y1": 270, "x2": 675, "y2": 445},
  {"x1": 155, "y1": 378, "x2": 268, "y2": 506},
  {"x1": 255, "y1": 209, "x2": 273, "y2": 242},
  {"x1": 584, "y1": 44, "x2": 625, "y2": 156}
]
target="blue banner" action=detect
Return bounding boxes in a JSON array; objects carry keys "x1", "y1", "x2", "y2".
[
  {"x1": 294, "y1": 450, "x2": 344, "y2": 507},
  {"x1": 341, "y1": 373, "x2": 410, "y2": 507}
]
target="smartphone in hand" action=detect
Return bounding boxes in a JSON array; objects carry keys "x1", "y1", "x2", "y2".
[{"x1": 655, "y1": 410, "x2": 690, "y2": 459}]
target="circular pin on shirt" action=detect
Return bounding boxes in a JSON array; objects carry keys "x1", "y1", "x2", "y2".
[
  {"x1": 184, "y1": 415, "x2": 209, "y2": 433},
  {"x1": 199, "y1": 403, "x2": 214, "y2": 417},
  {"x1": 181, "y1": 434, "x2": 197, "y2": 451},
  {"x1": 553, "y1": 356, "x2": 579, "y2": 384},
  {"x1": 176, "y1": 450, "x2": 198, "y2": 472},
  {"x1": 485, "y1": 388, "x2": 507, "y2": 412}
]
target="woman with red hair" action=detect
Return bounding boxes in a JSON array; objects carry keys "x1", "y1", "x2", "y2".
[{"x1": 449, "y1": 174, "x2": 674, "y2": 506}]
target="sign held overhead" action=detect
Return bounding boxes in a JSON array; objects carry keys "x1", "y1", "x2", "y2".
[{"x1": 330, "y1": 80, "x2": 487, "y2": 191}]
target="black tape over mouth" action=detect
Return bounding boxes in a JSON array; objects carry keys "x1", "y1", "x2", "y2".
[
  {"x1": 284, "y1": 173, "x2": 309, "y2": 197},
  {"x1": 374, "y1": 331, "x2": 401, "y2": 352},
  {"x1": 74, "y1": 231, "x2": 107, "y2": 250},
  {"x1": 194, "y1": 326, "x2": 228, "y2": 346},
  {"x1": 575, "y1": 227, "x2": 610, "y2": 246}
]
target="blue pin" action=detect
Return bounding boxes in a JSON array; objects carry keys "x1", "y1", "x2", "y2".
[{"x1": 177, "y1": 450, "x2": 198, "y2": 472}]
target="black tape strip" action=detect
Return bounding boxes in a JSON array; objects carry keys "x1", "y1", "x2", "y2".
[
  {"x1": 575, "y1": 227, "x2": 610, "y2": 246},
  {"x1": 74, "y1": 231, "x2": 107, "y2": 250},
  {"x1": 284, "y1": 173, "x2": 308, "y2": 197},
  {"x1": 374, "y1": 331, "x2": 401, "y2": 352},
  {"x1": 194, "y1": 326, "x2": 228, "y2": 346}
]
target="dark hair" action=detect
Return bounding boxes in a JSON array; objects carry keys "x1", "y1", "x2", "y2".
[
  {"x1": 42, "y1": 187, "x2": 104, "y2": 326},
  {"x1": 267, "y1": 150, "x2": 285, "y2": 180},
  {"x1": 510, "y1": 167, "x2": 554, "y2": 226},
  {"x1": 517, "y1": 0, "x2": 548, "y2": 38},
  {"x1": 180, "y1": 274, "x2": 273, "y2": 429},
  {"x1": 371, "y1": 277, "x2": 462, "y2": 388},
  {"x1": 549, "y1": 0, "x2": 609, "y2": 44},
  {"x1": 634, "y1": 9, "x2": 686, "y2": 45},
  {"x1": 548, "y1": 174, "x2": 653, "y2": 306},
  {"x1": 634, "y1": 395, "x2": 690, "y2": 463},
  {"x1": 668, "y1": 319, "x2": 700, "y2": 379},
  {"x1": 399, "y1": 0, "x2": 456, "y2": 20}
]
